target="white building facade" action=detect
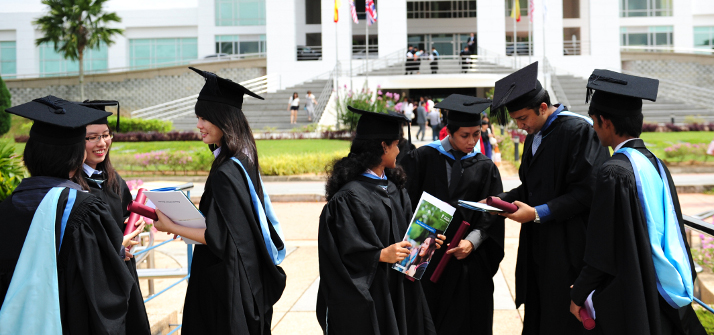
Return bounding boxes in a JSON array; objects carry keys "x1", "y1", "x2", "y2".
[{"x1": 0, "y1": 0, "x2": 712, "y2": 84}]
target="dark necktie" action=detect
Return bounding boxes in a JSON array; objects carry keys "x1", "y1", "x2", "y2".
[
  {"x1": 449, "y1": 151, "x2": 465, "y2": 195},
  {"x1": 88, "y1": 172, "x2": 104, "y2": 186}
]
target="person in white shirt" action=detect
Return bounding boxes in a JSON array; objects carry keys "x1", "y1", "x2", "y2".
[
  {"x1": 288, "y1": 92, "x2": 300, "y2": 124},
  {"x1": 305, "y1": 91, "x2": 317, "y2": 122}
]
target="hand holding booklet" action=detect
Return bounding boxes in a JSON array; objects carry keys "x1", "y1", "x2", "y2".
[
  {"x1": 142, "y1": 190, "x2": 205, "y2": 244},
  {"x1": 393, "y1": 192, "x2": 455, "y2": 280}
]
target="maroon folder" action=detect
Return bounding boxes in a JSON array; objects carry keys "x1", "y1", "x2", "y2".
[
  {"x1": 486, "y1": 196, "x2": 518, "y2": 213},
  {"x1": 124, "y1": 188, "x2": 148, "y2": 235},
  {"x1": 127, "y1": 200, "x2": 158, "y2": 221},
  {"x1": 430, "y1": 221, "x2": 470, "y2": 283}
]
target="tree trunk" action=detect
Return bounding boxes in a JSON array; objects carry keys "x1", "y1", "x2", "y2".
[{"x1": 79, "y1": 51, "x2": 85, "y2": 101}]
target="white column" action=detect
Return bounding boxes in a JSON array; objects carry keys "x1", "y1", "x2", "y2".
[
  {"x1": 266, "y1": 0, "x2": 297, "y2": 81},
  {"x1": 378, "y1": 0, "x2": 407, "y2": 58},
  {"x1": 107, "y1": 34, "x2": 127, "y2": 69},
  {"x1": 197, "y1": 0, "x2": 217, "y2": 59},
  {"x1": 14, "y1": 13, "x2": 37, "y2": 76},
  {"x1": 543, "y1": 0, "x2": 564, "y2": 63},
  {"x1": 672, "y1": 0, "x2": 693, "y2": 50},
  {"x1": 588, "y1": 0, "x2": 620, "y2": 71},
  {"x1": 477, "y1": 0, "x2": 506, "y2": 55}
]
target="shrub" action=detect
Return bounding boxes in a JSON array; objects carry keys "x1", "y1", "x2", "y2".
[
  {"x1": 109, "y1": 116, "x2": 173, "y2": 133},
  {"x1": 0, "y1": 141, "x2": 27, "y2": 201},
  {"x1": 113, "y1": 131, "x2": 201, "y2": 142},
  {"x1": 334, "y1": 84, "x2": 402, "y2": 129},
  {"x1": 663, "y1": 143, "x2": 708, "y2": 162},
  {"x1": 641, "y1": 123, "x2": 659, "y2": 132},
  {"x1": 687, "y1": 123, "x2": 707, "y2": 132},
  {"x1": 260, "y1": 151, "x2": 348, "y2": 176},
  {"x1": 0, "y1": 76, "x2": 10, "y2": 136},
  {"x1": 665, "y1": 123, "x2": 683, "y2": 132}
]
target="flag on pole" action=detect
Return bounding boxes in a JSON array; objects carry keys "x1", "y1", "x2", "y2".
[
  {"x1": 529, "y1": 0, "x2": 534, "y2": 22},
  {"x1": 349, "y1": 0, "x2": 359, "y2": 23},
  {"x1": 366, "y1": 0, "x2": 377, "y2": 26},
  {"x1": 511, "y1": 0, "x2": 521, "y2": 22},
  {"x1": 334, "y1": 0, "x2": 341, "y2": 23}
]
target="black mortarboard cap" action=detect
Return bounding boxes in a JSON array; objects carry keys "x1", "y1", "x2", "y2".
[
  {"x1": 586, "y1": 69, "x2": 659, "y2": 117},
  {"x1": 189, "y1": 67, "x2": 264, "y2": 109},
  {"x1": 490, "y1": 61, "x2": 546, "y2": 125},
  {"x1": 77, "y1": 100, "x2": 121, "y2": 130},
  {"x1": 435, "y1": 94, "x2": 489, "y2": 127},
  {"x1": 348, "y1": 106, "x2": 410, "y2": 140},
  {"x1": 6, "y1": 95, "x2": 111, "y2": 145}
]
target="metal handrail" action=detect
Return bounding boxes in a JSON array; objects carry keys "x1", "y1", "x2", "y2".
[
  {"x1": 621, "y1": 45, "x2": 714, "y2": 55},
  {"x1": 685, "y1": 213, "x2": 714, "y2": 313},
  {"x1": 313, "y1": 67, "x2": 335, "y2": 123}
]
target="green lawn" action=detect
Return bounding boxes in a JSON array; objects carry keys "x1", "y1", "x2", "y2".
[{"x1": 641, "y1": 131, "x2": 714, "y2": 162}]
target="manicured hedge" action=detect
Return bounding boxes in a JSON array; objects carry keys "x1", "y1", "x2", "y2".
[{"x1": 108, "y1": 116, "x2": 172, "y2": 133}]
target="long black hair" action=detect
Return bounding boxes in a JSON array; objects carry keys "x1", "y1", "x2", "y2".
[
  {"x1": 195, "y1": 100, "x2": 260, "y2": 174},
  {"x1": 24, "y1": 138, "x2": 89, "y2": 190},
  {"x1": 325, "y1": 136, "x2": 407, "y2": 201}
]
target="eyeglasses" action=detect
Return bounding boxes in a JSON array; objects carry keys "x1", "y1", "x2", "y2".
[{"x1": 85, "y1": 134, "x2": 113, "y2": 143}]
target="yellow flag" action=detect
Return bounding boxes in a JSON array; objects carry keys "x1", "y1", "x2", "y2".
[
  {"x1": 334, "y1": 0, "x2": 341, "y2": 22},
  {"x1": 511, "y1": 0, "x2": 521, "y2": 22}
]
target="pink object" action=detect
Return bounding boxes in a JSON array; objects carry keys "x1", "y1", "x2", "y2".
[
  {"x1": 124, "y1": 189, "x2": 147, "y2": 235},
  {"x1": 486, "y1": 196, "x2": 518, "y2": 213},
  {"x1": 127, "y1": 201, "x2": 158, "y2": 221},
  {"x1": 430, "y1": 221, "x2": 470, "y2": 283},
  {"x1": 580, "y1": 308, "x2": 596, "y2": 330}
]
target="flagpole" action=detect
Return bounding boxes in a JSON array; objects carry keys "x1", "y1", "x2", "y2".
[
  {"x1": 528, "y1": 1, "x2": 532, "y2": 64},
  {"x1": 542, "y1": 0, "x2": 547, "y2": 90},
  {"x1": 365, "y1": 19, "x2": 369, "y2": 88},
  {"x1": 513, "y1": 0, "x2": 517, "y2": 68}
]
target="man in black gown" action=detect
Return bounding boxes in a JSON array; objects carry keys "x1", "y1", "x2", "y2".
[
  {"x1": 0, "y1": 97, "x2": 150, "y2": 334},
  {"x1": 489, "y1": 62, "x2": 610, "y2": 334},
  {"x1": 570, "y1": 70, "x2": 705, "y2": 335},
  {"x1": 400, "y1": 94, "x2": 504, "y2": 334}
]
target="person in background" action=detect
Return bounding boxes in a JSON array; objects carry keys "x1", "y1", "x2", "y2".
[
  {"x1": 460, "y1": 46, "x2": 472, "y2": 73},
  {"x1": 467, "y1": 33, "x2": 477, "y2": 54},
  {"x1": 406, "y1": 46, "x2": 416, "y2": 75},
  {"x1": 427, "y1": 96, "x2": 435, "y2": 113},
  {"x1": 430, "y1": 48, "x2": 439, "y2": 74},
  {"x1": 570, "y1": 70, "x2": 705, "y2": 334},
  {"x1": 481, "y1": 120, "x2": 493, "y2": 159},
  {"x1": 305, "y1": 90, "x2": 317, "y2": 122},
  {"x1": 416, "y1": 101, "x2": 427, "y2": 141},
  {"x1": 153, "y1": 67, "x2": 286, "y2": 334},
  {"x1": 288, "y1": 92, "x2": 300, "y2": 124},
  {"x1": 428, "y1": 106, "x2": 441, "y2": 141},
  {"x1": 0, "y1": 96, "x2": 150, "y2": 334}
]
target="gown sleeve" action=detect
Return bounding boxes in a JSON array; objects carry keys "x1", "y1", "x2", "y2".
[
  {"x1": 400, "y1": 148, "x2": 426, "y2": 209},
  {"x1": 118, "y1": 175, "x2": 133, "y2": 222},
  {"x1": 318, "y1": 190, "x2": 384, "y2": 334}
]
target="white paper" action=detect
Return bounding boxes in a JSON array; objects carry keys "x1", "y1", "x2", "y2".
[
  {"x1": 143, "y1": 191, "x2": 205, "y2": 244},
  {"x1": 458, "y1": 200, "x2": 504, "y2": 213}
]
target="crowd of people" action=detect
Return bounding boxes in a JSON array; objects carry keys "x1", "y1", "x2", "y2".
[{"x1": 0, "y1": 61, "x2": 707, "y2": 335}]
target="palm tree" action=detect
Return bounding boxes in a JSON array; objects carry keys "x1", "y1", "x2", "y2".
[{"x1": 34, "y1": 0, "x2": 123, "y2": 101}]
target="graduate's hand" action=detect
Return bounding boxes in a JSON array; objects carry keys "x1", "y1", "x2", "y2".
[
  {"x1": 153, "y1": 209, "x2": 177, "y2": 234},
  {"x1": 570, "y1": 300, "x2": 583, "y2": 322},
  {"x1": 434, "y1": 234, "x2": 446, "y2": 250},
  {"x1": 500, "y1": 201, "x2": 536, "y2": 223},
  {"x1": 124, "y1": 250, "x2": 134, "y2": 261},
  {"x1": 445, "y1": 239, "x2": 473, "y2": 260},
  {"x1": 122, "y1": 221, "x2": 146, "y2": 247},
  {"x1": 479, "y1": 198, "x2": 498, "y2": 215},
  {"x1": 380, "y1": 241, "x2": 411, "y2": 263}
]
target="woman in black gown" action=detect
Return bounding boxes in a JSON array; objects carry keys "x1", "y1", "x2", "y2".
[
  {"x1": 152, "y1": 67, "x2": 286, "y2": 335},
  {"x1": 317, "y1": 106, "x2": 444, "y2": 335}
]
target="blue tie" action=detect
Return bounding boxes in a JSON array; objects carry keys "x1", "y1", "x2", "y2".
[{"x1": 532, "y1": 132, "x2": 542, "y2": 156}]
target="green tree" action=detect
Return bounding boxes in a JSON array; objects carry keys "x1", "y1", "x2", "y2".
[
  {"x1": 34, "y1": 0, "x2": 123, "y2": 101},
  {"x1": 0, "y1": 75, "x2": 10, "y2": 136},
  {"x1": 0, "y1": 142, "x2": 26, "y2": 201}
]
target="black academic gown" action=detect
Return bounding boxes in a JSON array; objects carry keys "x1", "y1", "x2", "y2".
[
  {"x1": 497, "y1": 109, "x2": 610, "y2": 334},
  {"x1": 316, "y1": 175, "x2": 436, "y2": 335},
  {"x1": 0, "y1": 177, "x2": 150, "y2": 335},
  {"x1": 84, "y1": 170, "x2": 139, "y2": 284},
  {"x1": 571, "y1": 139, "x2": 705, "y2": 335},
  {"x1": 182, "y1": 155, "x2": 286, "y2": 335},
  {"x1": 400, "y1": 147, "x2": 505, "y2": 334}
]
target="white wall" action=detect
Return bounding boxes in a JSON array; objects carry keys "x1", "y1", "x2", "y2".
[
  {"x1": 673, "y1": 0, "x2": 694, "y2": 49},
  {"x1": 408, "y1": 18, "x2": 475, "y2": 35},
  {"x1": 0, "y1": 12, "x2": 38, "y2": 75},
  {"x1": 378, "y1": 0, "x2": 407, "y2": 57},
  {"x1": 477, "y1": 0, "x2": 506, "y2": 55}
]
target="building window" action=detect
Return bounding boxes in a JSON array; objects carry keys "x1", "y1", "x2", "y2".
[
  {"x1": 39, "y1": 42, "x2": 107, "y2": 77},
  {"x1": 504, "y1": 0, "x2": 528, "y2": 17},
  {"x1": 305, "y1": 0, "x2": 321, "y2": 24},
  {"x1": 563, "y1": 0, "x2": 579, "y2": 18},
  {"x1": 0, "y1": 41, "x2": 16, "y2": 77},
  {"x1": 563, "y1": 27, "x2": 581, "y2": 55},
  {"x1": 129, "y1": 38, "x2": 198, "y2": 69},
  {"x1": 694, "y1": 27, "x2": 714, "y2": 51},
  {"x1": 215, "y1": 35, "x2": 266, "y2": 55},
  {"x1": 620, "y1": 0, "x2": 672, "y2": 17},
  {"x1": 407, "y1": 1, "x2": 476, "y2": 19},
  {"x1": 620, "y1": 26, "x2": 673, "y2": 47},
  {"x1": 215, "y1": 0, "x2": 266, "y2": 26}
]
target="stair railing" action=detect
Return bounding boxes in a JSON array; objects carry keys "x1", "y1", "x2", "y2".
[{"x1": 313, "y1": 66, "x2": 336, "y2": 123}]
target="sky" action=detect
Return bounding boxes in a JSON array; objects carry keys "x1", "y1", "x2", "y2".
[{"x1": 0, "y1": 0, "x2": 198, "y2": 13}]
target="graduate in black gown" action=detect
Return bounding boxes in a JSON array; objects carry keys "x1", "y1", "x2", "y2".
[
  {"x1": 489, "y1": 62, "x2": 610, "y2": 334},
  {"x1": 570, "y1": 70, "x2": 705, "y2": 335},
  {"x1": 152, "y1": 67, "x2": 286, "y2": 335},
  {"x1": 77, "y1": 100, "x2": 143, "y2": 283},
  {"x1": 317, "y1": 107, "x2": 444, "y2": 335},
  {"x1": 400, "y1": 94, "x2": 505, "y2": 334},
  {"x1": 0, "y1": 96, "x2": 150, "y2": 334}
]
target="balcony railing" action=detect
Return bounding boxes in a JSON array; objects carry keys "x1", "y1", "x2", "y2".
[
  {"x1": 621, "y1": 45, "x2": 714, "y2": 55},
  {"x1": 296, "y1": 45, "x2": 323, "y2": 61},
  {"x1": 352, "y1": 45, "x2": 379, "y2": 59},
  {"x1": 506, "y1": 41, "x2": 533, "y2": 56},
  {"x1": 563, "y1": 40, "x2": 581, "y2": 56}
]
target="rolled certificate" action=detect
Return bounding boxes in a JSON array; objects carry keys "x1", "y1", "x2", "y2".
[
  {"x1": 124, "y1": 188, "x2": 147, "y2": 236},
  {"x1": 127, "y1": 201, "x2": 158, "y2": 221},
  {"x1": 486, "y1": 196, "x2": 518, "y2": 213},
  {"x1": 430, "y1": 221, "x2": 470, "y2": 283},
  {"x1": 579, "y1": 308, "x2": 596, "y2": 330}
]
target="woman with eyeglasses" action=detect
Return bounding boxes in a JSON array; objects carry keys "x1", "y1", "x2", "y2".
[{"x1": 79, "y1": 101, "x2": 145, "y2": 281}]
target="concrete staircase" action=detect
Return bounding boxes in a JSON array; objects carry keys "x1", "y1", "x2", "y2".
[
  {"x1": 172, "y1": 79, "x2": 330, "y2": 131},
  {"x1": 554, "y1": 74, "x2": 714, "y2": 123}
]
